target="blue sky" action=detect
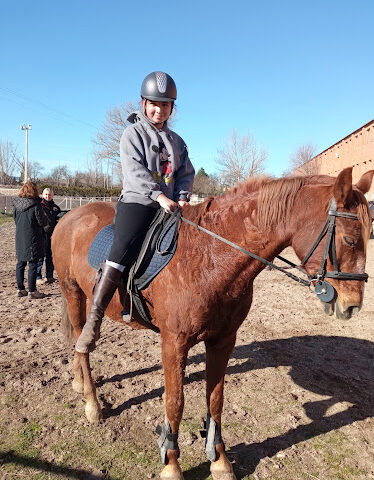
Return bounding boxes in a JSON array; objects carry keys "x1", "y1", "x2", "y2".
[{"x1": 1, "y1": 0, "x2": 373, "y2": 179}]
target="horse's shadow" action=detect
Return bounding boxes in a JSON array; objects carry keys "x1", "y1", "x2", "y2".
[
  {"x1": 217, "y1": 335, "x2": 374, "y2": 478},
  {"x1": 100, "y1": 335, "x2": 374, "y2": 478}
]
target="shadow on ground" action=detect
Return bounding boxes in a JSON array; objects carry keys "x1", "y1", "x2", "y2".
[
  {"x1": 0, "y1": 451, "x2": 107, "y2": 480},
  {"x1": 186, "y1": 335, "x2": 374, "y2": 478}
]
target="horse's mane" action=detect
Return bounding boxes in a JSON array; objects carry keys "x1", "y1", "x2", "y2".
[
  {"x1": 188, "y1": 173, "x2": 370, "y2": 235},
  {"x1": 257, "y1": 176, "x2": 307, "y2": 230},
  {"x1": 189, "y1": 175, "x2": 314, "y2": 230}
]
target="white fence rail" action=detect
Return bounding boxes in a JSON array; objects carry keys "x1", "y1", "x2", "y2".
[
  {"x1": 54, "y1": 196, "x2": 117, "y2": 210},
  {"x1": 1, "y1": 193, "x2": 205, "y2": 214},
  {"x1": 0, "y1": 196, "x2": 118, "y2": 214}
]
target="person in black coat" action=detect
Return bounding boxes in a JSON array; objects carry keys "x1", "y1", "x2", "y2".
[
  {"x1": 13, "y1": 181, "x2": 50, "y2": 299},
  {"x1": 36, "y1": 188, "x2": 61, "y2": 284}
]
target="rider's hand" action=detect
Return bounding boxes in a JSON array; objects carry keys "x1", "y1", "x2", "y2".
[
  {"x1": 156, "y1": 193, "x2": 178, "y2": 213},
  {"x1": 178, "y1": 200, "x2": 188, "y2": 208}
]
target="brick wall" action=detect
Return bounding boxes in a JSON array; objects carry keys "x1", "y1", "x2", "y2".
[{"x1": 299, "y1": 120, "x2": 374, "y2": 200}]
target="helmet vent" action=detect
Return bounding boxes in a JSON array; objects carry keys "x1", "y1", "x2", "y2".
[{"x1": 155, "y1": 71, "x2": 167, "y2": 93}]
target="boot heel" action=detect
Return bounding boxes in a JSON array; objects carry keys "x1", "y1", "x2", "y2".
[{"x1": 121, "y1": 309, "x2": 132, "y2": 323}]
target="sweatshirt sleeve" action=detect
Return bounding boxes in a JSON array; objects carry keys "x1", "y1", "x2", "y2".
[
  {"x1": 121, "y1": 128, "x2": 162, "y2": 202},
  {"x1": 173, "y1": 145, "x2": 195, "y2": 201}
]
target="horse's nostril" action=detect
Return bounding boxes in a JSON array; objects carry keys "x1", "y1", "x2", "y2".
[
  {"x1": 345, "y1": 306, "x2": 360, "y2": 318},
  {"x1": 349, "y1": 306, "x2": 360, "y2": 316}
]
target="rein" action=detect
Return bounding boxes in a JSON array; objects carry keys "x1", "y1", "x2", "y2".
[
  {"x1": 180, "y1": 216, "x2": 310, "y2": 287},
  {"x1": 180, "y1": 198, "x2": 369, "y2": 303}
]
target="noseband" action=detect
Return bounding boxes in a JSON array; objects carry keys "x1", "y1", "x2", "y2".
[
  {"x1": 298, "y1": 198, "x2": 368, "y2": 302},
  {"x1": 181, "y1": 197, "x2": 368, "y2": 303}
]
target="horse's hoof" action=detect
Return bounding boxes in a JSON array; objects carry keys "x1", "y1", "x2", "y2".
[
  {"x1": 85, "y1": 401, "x2": 102, "y2": 423},
  {"x1": 72, "y1": 379, "x2": 84, "y2": 394},
  {"x1": 211, "y1": 473, "x2": 237, "y2": 480},
  {"x1": 160, "y1": 464, "x2": 184, "y2": 480},
  {"x1": 210, "y1": 461, "x2": 237, "y2": 480}
]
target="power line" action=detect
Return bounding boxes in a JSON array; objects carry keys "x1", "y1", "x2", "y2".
[{"x1": 0, "y1": 85, "x2": 99, "y2": 132}]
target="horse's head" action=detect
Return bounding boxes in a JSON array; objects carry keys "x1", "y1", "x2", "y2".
[{"x1": 292, "y1": 167, "x2": 374, "y2": 319}]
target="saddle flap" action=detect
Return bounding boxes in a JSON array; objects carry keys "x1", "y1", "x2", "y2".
[{"x1": 131, "y1": 209, "x2": 180, "y2": 290}]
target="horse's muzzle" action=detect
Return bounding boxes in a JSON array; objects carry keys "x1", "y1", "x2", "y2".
[{"x1": 322, "y1": 298, "x2": 362, "y2": 319}]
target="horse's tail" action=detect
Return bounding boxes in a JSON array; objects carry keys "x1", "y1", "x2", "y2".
[{"x1": 61, "y1": 295, "x2": 74, "y2": 345}]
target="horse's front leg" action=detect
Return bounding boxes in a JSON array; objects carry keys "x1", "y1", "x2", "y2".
[
  {"x1": 77, "y1": 351, "x2": 102, "y2": 423},
  {"x1": 158, "y1": 332, "x2": 189, "y2": 480},
  {"x1": 205, "y1": 335, "x2": 237, "y2": 480}
]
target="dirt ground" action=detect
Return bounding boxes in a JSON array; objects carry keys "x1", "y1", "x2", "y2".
[{"x1": 1, "y1": 219, "x2": 374, "y2": 480}]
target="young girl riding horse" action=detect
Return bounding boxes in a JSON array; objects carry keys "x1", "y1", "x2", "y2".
[{"x1": 75, "y1": 71, "x2": 195, "y2": 354}]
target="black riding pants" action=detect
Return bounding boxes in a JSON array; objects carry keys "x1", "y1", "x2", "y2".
[{"x1": 107, "y1": 202, "x2": 158, "y2": 266}]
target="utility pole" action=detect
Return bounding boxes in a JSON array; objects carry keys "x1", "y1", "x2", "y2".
[{"x1": 20, "y1": 124, "x2": 32, "y2": 183}]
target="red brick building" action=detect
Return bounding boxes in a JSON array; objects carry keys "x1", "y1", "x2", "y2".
[{"x1": 296, "y1": 119, "x2": 374, "y2": 201}]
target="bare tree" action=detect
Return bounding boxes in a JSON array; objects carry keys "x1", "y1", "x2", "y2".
[
  {"x1": 216, "y1": 130, "x2": 267, "y2": 187},
  {"x1": 290, "y1": 143, "x2": 319, "y2": 175},
  {"x1": 0, "y1": 140, "x2": 22, "y2": 184},
  {"x1": 93, "y1": 102, "x2": 137, "y2": 187},
  {"x1": 27, "y1": 161, "x2": 44, "y2": 182},
  {"x1": 47, "y1": 165, "x2": 72, "y2": 186},
  {"x1": 193, "y1": 168, "x2": 224, "y2": 196}
]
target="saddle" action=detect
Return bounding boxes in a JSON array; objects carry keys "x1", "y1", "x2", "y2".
[{"x1": 87, "y1": 208, "x2": 181, "y2": 332}]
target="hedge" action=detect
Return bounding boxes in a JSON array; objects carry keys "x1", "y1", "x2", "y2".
[{"x1": 38, "y1": 184, "x2": 122, "y2": 198}]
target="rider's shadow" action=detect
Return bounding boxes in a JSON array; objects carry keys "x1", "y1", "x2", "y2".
[{"x1": 217, "y1": 335, "x2": 374, "y2": 478}]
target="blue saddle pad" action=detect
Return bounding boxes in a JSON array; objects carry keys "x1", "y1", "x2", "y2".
[
  {"x1": 87, "y1": 210, "x2": 179, "y2": 291},
  {"x1": 87, "y1": 224, "x2": 114, "y2": 271}
]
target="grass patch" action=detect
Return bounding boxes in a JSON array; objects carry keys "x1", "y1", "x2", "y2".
[
  {"x1": 15, "y1": 420, "x2": 42, "y2": 454},
  {"x1": 0, "y1": 212, "x2": 13, "y2": 225},
  {"x1": 1, "y1": 420, "x2": 43, "y2": 476},
  {"x1": 180, "y1": 418, "x2": 201, "y2": 433},
  {"x1": 312, "y1": 431, "x2": 368, "y2": 479}
]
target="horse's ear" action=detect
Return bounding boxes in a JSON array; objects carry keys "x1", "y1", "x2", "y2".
[
  {"x1": 355, "y1": 170, "x2": 374, "y2": 194},
  {"x1": 333, "y1": 167, "x2": 353, "y2": 207}
]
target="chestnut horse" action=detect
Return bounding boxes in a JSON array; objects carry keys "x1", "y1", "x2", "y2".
[{"x1": 52, "y1": 167, "x2": 373, "y2": 480}]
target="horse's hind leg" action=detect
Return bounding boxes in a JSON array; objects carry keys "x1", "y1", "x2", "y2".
[
  {"x1": 205, "y1": 335, "x2": 237, "y2": 480},
  {"x1": 61, "y1": 281, "x2": 102, "y2": 423}
]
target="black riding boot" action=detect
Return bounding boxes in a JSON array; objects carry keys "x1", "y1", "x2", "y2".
[{"x1": 75, "y1": 263, "x2": 123, "y2": 353}]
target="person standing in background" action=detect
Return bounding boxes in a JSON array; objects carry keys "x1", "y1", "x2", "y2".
[
  {"x1": 13, "y1": 181, "x2": 50, "y2": 299},
  {"x1": 36, "y1": 188, "x2": 61, "y2": 284}
]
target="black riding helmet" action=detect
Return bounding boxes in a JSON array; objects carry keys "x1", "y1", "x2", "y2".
[{"x1": 141, "y1": 71, "x2": 177, "y2": 102}]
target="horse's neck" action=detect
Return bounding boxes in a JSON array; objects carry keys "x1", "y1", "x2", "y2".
[{"x1": 194, "y1": 195, "x2": 291, "y2": 273}]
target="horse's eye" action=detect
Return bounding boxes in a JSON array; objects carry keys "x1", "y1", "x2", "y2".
[{"x1": 343, "y1": 236, "x2": 357, "y2": 247}]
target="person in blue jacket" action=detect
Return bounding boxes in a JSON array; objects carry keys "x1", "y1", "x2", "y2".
[{"x1": 75, "y1": 71, "x2": 195, "y2": 353}]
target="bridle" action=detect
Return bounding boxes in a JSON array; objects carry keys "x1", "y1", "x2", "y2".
[
  {"x1": 180, "y1": 197, "x2": 369, "y2": 303},
  {"x1": 296, "y1": 197, "x2": 368, "y2": 301}
]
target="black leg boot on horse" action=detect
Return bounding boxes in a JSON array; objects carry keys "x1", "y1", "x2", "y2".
[{"x1": 75, "y1": 262, "x2": 123, "y2": 353}]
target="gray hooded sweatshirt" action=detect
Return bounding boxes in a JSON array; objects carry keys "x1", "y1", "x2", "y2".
[{"x1": 120, "y1": 111, "x2": 195, "y2": 207}]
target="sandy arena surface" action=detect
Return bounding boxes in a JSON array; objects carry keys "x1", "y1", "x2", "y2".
[{"x1": 1, "y1": 220, "x2": 374, "y2": 480}]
